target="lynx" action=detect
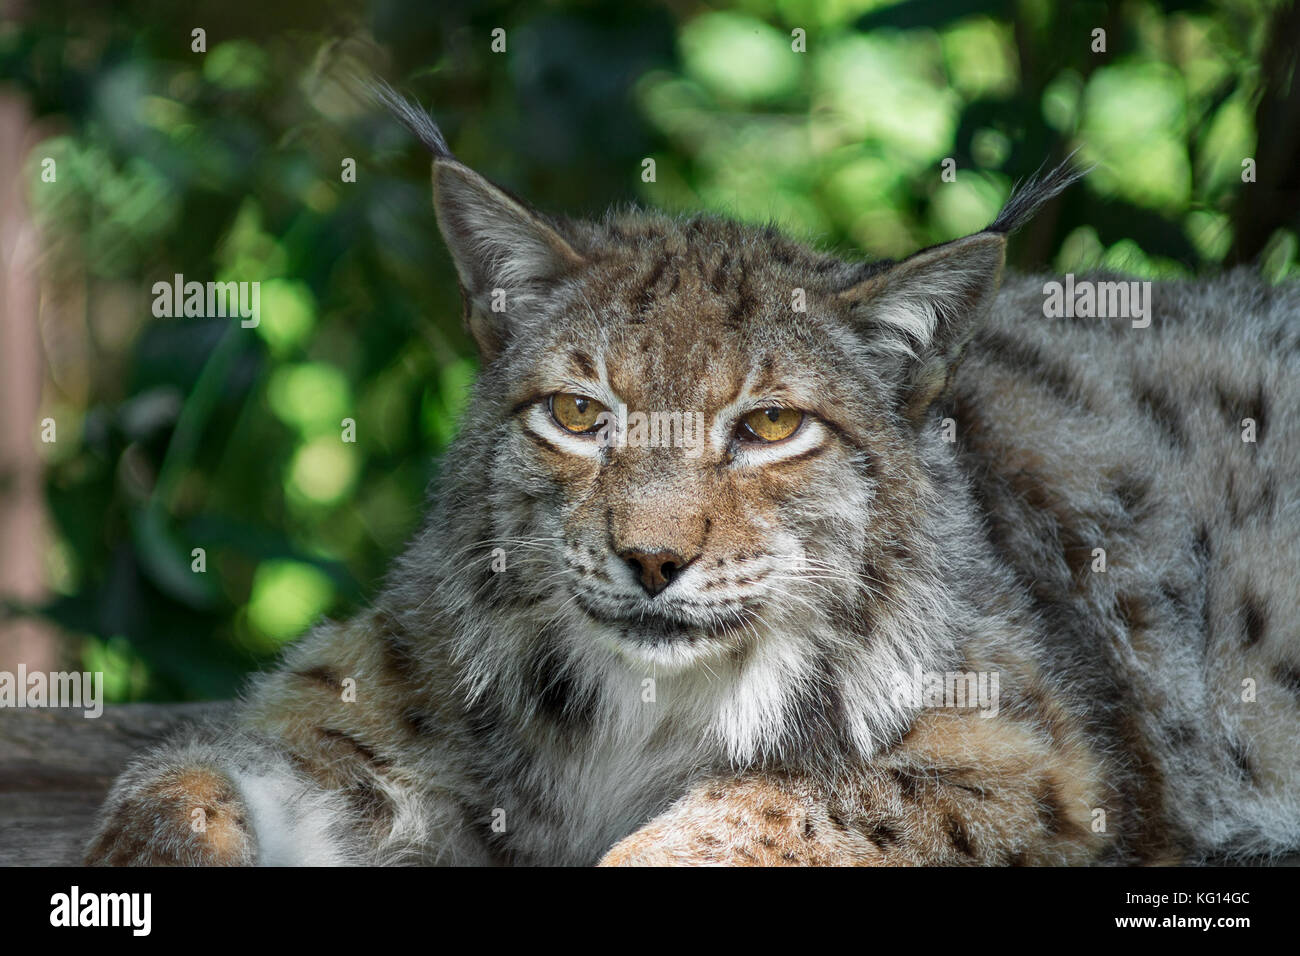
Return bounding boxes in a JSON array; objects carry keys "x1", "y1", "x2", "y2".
[{"x1": 86, "y1": 86, "x2": 1300, "y2": 866}]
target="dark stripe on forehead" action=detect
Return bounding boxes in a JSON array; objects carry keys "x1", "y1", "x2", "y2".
[
  {"x1": 568, "y1": 350, "x2": 597, "y2": 379},
  {"x1": 709, "y1": 250, "x2": 733, "y2": 294},
  {"x1": 725, "y1": 273, "x2": 758, "y2": 330},
  {"x1": 633, "y1": 256, "x2": 668, "y2": 314},
  {"x1": 665, "y1": 267, "x2": 681, "y2": 296}
]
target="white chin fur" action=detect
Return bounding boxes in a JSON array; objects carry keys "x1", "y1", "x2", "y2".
[{"x1": 593, "y1": 623, "x2": 733, "y2": 673}]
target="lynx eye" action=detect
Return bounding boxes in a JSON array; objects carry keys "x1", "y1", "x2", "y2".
[
  {"x1": 738, "y1": 407, "x2": 804, "y2": 443},
  {"x1": 550, "y1": 393, "x2": 609, "y2": 433}
]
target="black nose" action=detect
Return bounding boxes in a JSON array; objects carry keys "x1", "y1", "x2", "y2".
[{"x1": 620, "y1": 549, "x2": 685, "y2": 597}]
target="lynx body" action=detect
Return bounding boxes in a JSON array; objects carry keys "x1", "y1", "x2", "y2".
[{"x1": 87, "y1": 92, "x2": 1300, "y2": 866}]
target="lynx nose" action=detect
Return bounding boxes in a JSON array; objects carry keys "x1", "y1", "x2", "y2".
[{"x1": 620, "y1": 549, "x2": 686, "y2": 597}]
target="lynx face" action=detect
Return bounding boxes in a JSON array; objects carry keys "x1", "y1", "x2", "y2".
[
  {"x1": 413, "y1": 121, "x2": 1077, "y2": 684},
  {"x1": 487, "y1": 234, "x2": 896, "y2": 667}
]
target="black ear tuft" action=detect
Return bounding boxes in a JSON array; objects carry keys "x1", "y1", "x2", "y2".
[
  {"x1": 987, "y1": 151, "x2": 1090, "y2": 235},
  {"x1": 363, "y1": 77, "x2": 455, "y2": 161}
]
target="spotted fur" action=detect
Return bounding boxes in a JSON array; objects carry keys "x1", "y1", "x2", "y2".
[{"x1": 86, "y1": 91, "x2": 1300, "y2": 866}]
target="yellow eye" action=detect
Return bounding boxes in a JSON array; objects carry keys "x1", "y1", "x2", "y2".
[
  {"x1": 739, "y1": 407, "x2": 803, "y2": 443},
  {"x1": 550, "y1": 393, "x2": 609, "y2": 433}
]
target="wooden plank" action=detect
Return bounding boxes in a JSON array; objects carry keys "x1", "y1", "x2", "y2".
[{"x1": 0, "y1": 702, "x2": 232, "y2": 865}]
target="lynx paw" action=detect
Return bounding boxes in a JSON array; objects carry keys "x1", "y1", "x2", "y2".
[
  {"x1": 599, "y1": 775, "x2": 883, "y2": 866},
  {"x1": 86, "y1": 764, "x2": 255, "y2": 866}
]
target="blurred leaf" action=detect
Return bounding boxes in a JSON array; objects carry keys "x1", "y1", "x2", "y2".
[{"x1": 131, "y1": 508, "x2": 222, "y2": 610}]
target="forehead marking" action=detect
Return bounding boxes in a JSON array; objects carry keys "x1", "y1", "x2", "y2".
[
  {"x1": 725, "y1": 272, "x2": 757, "y2": 330},
  {"x1": 633, "y1": 256, "x2": 668, "y2": 315},
  {"x1": 568, "y1": 350, "x2": 596, "y2": 379}
]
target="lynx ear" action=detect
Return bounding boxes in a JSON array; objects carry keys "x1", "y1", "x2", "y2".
[
  {"x1": 839, "y1": 156, "x2": 1087, "y2": 427},
  {"x1": 838, "y1": 233, "x2": 1006, "y2": 427},
  {"x1": 365, "y1": 79, "x2": 584, "y2": 361},
  {"x1": 432, "y1": 160, "x2": 585, "y2": 361}
]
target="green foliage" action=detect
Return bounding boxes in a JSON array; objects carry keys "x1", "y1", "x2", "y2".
[{"x1": 2, "y1": 0, "x2": 1295, "y2": 700}]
